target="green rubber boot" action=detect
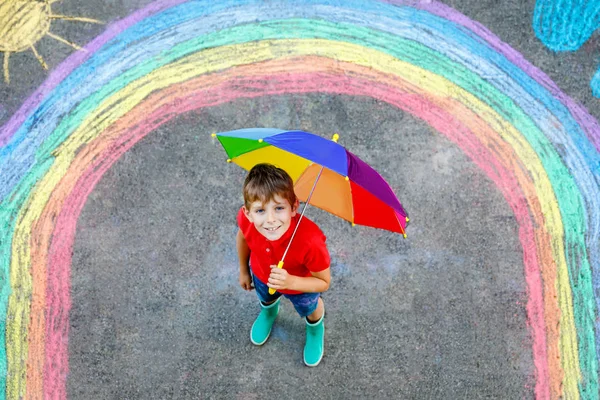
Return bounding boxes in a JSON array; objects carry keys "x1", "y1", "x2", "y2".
[
  {"x1": 250, "y1": 298, "x2": 280, "y2": 345},
  {"x1": 304, "y1": 314, "x2": 325, "y2": 367}
]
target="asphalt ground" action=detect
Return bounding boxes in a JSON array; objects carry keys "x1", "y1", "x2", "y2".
[
  {"x1": 67, "y1": 95, "x2": 529, "y2": 398},
  {"x1": 2, "y1": 0, "x2": 599, "y2": 398}
]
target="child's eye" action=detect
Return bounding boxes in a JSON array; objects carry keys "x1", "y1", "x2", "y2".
[
  {"x1": 276, "y1": 206, "x2": 284, "y2": 211},
  {"x1": 255, "y1": 209, "x2": 264, "y2": 214}
]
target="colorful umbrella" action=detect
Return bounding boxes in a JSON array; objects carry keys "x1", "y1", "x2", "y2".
[{"x1": 213, "y1": 128, "x2": 409, "y2": 293}]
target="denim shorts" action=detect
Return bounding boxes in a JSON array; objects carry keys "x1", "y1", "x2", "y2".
[{"x1": 252, "y1": 272, "x2": 320, "y2": 318}]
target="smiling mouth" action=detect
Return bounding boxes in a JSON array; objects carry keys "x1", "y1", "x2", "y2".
[{"x1": 264, "y1": 226, "x2": 280, "y2": 232}]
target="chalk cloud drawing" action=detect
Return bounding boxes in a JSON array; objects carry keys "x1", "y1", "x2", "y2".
[
  {"x1": 533, "y1": 0, "x2": 600, "y2": 96},
  {"x1": 533, "y1": 0, "x2": 600, "y2": 51},
  {"x1": 0, "y1": 0, "x2": 101, "y2": 84}
]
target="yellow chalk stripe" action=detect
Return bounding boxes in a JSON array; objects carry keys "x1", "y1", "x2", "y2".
[{"x1": 9, "y1": 159, "x2": 70, "y2": 400}]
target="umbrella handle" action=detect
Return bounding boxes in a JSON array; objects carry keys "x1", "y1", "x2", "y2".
[{"x1": 268, "y1": 260, "x2": 285, "y2": 295}]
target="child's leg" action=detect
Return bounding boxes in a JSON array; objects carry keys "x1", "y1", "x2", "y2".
[
  {"x1": 306, "y1": 298, "x2": 324, "y2": 322},
  {"x1": 286, "y1": 293, "x2": 325, "y2": 367},
  {"x1": 249, "y1": 274, "x2": 281, "y2": 345},
  {"x1": 285, "y1": 292, "x2": 320, "y2": 318}
]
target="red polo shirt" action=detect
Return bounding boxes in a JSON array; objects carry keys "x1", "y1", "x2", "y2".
[{"x1": 237, "y1": 206, "x2": 330, "y2": 295}]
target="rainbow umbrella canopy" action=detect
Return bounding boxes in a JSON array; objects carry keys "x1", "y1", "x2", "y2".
[{"x1": 214, "y1": 128, "x2": 409, "y2": 236}]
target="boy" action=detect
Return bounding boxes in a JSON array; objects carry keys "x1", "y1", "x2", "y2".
[{"x1": 236, "y1": 163, "x2": 331, "y2": 367}]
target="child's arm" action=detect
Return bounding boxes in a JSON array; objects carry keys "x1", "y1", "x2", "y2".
[
  {"x1": 236, "y1": 229, "x2": 253, "y2": 291},
  {"x1": 268, "y1": 266, "x2": 330, "y2": 293}
]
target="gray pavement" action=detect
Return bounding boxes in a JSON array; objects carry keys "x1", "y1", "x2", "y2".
[
  {"x1": 69, "y1": 95, "x2": 530, "y2": 398},
  {"x1": 2, "y1": 0, "x2": 599, "y2": 398}
]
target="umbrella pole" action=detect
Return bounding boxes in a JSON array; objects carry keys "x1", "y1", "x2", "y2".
[
  {"x1": 268, "y1": 165, "x2": 324, "y2": 294},
  {"x1": 282, "y1": 165, "x2": 324, "y2": 261}
]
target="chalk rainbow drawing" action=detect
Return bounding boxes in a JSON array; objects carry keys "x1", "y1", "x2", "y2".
[{"x1": 0, "y1": 0, "x2": 599, "y2": 399}]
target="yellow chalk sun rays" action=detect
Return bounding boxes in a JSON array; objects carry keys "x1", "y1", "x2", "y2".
[{"x1": 0, "y1": 0, "x2": 102, "y2": 84}]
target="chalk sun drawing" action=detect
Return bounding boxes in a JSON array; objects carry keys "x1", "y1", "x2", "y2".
[
  {"x1": 0, "y1": 1, "x2": 599, "y2": 399},
  {"x1": 0, "y1": 0, "x2": 101, "y2": 84}
]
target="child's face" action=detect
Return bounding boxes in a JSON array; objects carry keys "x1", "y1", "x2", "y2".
[{"x1": 243, "y1": 194, "x2": 298, "y2": 241}]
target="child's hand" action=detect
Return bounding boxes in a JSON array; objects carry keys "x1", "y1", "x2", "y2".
[
  {"x1": 268, "y1": 264, "x2": 296, "y2": 291},
  {"x1": 239, "y1": 271, "x2": 253, "y2": 291}
]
